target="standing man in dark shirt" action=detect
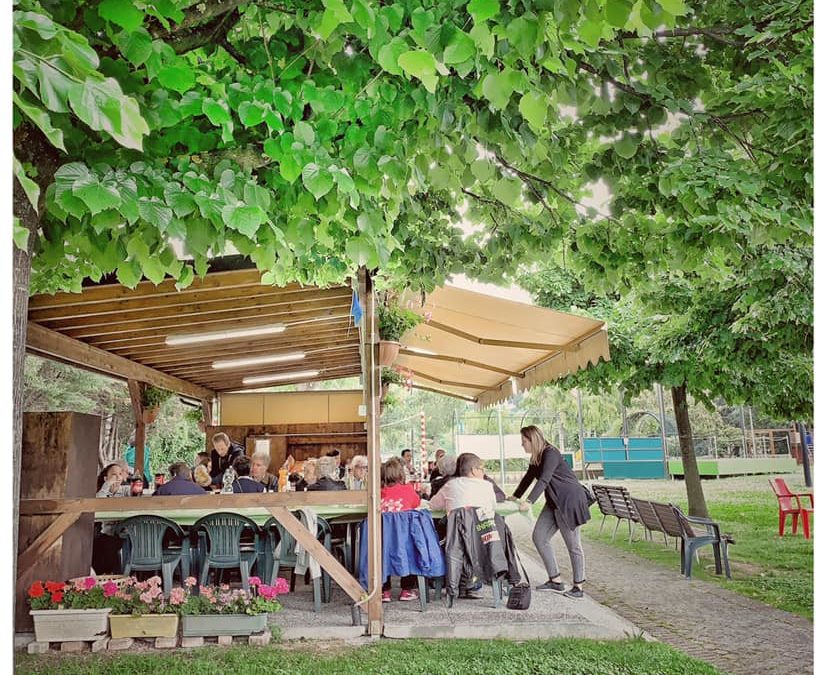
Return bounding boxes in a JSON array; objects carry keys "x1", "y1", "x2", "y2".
[{"x1": 210, "y1": 432, "x2": 245, "y2": 486}]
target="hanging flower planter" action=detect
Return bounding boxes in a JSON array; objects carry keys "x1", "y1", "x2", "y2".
[
  {"x1": 30, "y1": 608, "x2": 111, "y2": 642},
  {"x1": 142, "y1": 406, "x2": 160, "y2": 424},
  {"x1": 377, "y1": 340, "x2": 400, "y2": 366},
  {"x1": 377, "y1": 303, "x2": 422, "y2": 366}
]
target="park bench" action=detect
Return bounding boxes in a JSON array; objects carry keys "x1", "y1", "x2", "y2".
[
  {"x1": 649, "y1": 501, "x2": 734, "y2": 579},
  {"x1": 630, "y1": 497, "x2": 669, "y2": 546},
  {"x1": 592, "y1": 484, "x2": 641, "y2": 542},
  {"x1": 769, "y1": 477, "x2": 813, "y2": 539}
]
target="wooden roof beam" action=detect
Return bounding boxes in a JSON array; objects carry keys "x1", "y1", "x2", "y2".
[{"x1": 26, "y1": 322, "x2": 215, "y2": 401}]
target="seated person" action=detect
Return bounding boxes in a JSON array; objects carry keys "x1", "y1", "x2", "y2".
[
  {"x1": 250, "y1": 450, "x2": 278, "y2": 491},
  {"x1": 379, "y1": 458, "x2": 421, "y2": 602},
  {"x1": 153, "y1": 462, "x2": 205, "y2": 496},
  {"x1": 429, "y1": 448, "x2": 447, "y2": 482},
  {"x1": 193, "y1": 452, "x2": 212, "y2": 490},
  {"x1": 326, "y1": 448, "x2": 346, "y2": 479},
  {"x1": 295, "y1": 459, "x2": 318, "y2": 491},
  {"x1": 307, "y1": 456, "x2": 347, "y2": 491},
  {"x1": 345, "y1": 455, "x2": 368, "y2": 490},
  {"x1": 429, "y1": 454, "x2": 456, "y2": 498},
  {"x1": 231, "y1": 455, "x2": 266, "y2": 493},
  {"x1": 426, "y1": 452, "x2": 497, "y2": 516},
  {"x1": 96, "y1": 463, "x2": 129, "y2": 498}
]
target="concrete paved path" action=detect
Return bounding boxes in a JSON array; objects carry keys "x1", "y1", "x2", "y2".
[{"x1": 518, "y1": 524, "x2": 814, "y2": 675}]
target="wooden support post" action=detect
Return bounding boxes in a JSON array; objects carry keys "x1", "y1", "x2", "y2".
[
  {"x1": 17, "y1": 512, "x2": 82, "y2": 572},
  {"x1": 127, "y1": 380, "x2": 146, "y2": 481},
  {"x1": 201, "y1": 399, "x2": 213, "y2": 427},
  {"x1": 359, "y1": 267, "x2": 383, "y2": 635}
]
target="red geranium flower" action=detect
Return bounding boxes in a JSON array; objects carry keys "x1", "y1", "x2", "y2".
[
  {"x1": 45, "y1": 581, "x2": 64, "y2": 593},
  {"x1": 27, "y1": 582, "x2": 44, "y2": 599},
  {"x1": 50, "y1": 591, "x2": 64, "y2": 603}
]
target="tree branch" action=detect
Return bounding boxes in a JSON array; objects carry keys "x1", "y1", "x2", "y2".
[{"x1": 618, "y1": 26, "x2": 744, "y2": 47}]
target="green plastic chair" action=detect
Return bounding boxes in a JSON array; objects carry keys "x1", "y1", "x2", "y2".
[
  {"x1": 114, "y1": 515, "x2": 190, "y2": 596},
  {"x1": 192, "y1": 512, "x2": 260, "y2": 591},
  {"x1": 262, "y1": 514, "x2": 327, "y2": 612}
]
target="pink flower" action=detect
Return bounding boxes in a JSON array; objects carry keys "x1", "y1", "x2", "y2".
[
  {"x1": 102, "y1": 581, "x2": 118, "y2": 598},
  {"x1": 83, "y1": 576, "x2": 97, "y2": 590},
  {"x1": 139, "y1": 591, "x2": 153, "y2": 604},
  {"x1": 258, "y1": 585, "x2": 276, "y2": 600},
  {"x1": 424, "y1": 311, "x2": 432, "y2": 323},
  {"x1": 274, "y1": 578, "x2": 290, "y2": 594},
  {"x1": 73, "y1": 579, "x2": 87, "y2": 593},
  {"x1": 147, "y1": 576, "x2": 162, "y2": 587},
  {"x1": 184, "y1": 577, "x2": 197, "y2": 588},
  {"x1": 248, "y1": 576, "x2": 261, "y2": 587},
  {"x1": 169, "y1": 588, "x2": 185, "y2": 605},
  {"x1": 220, "y1": 584, "x2": 230, "y2": 591}
]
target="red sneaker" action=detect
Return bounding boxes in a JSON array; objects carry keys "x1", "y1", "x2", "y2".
[
  {"x1": 381, "y1": 590, "x2": 391, "y2": 603},
  {"x1": 399, "y1": 589, "x2": 419, "y2": 602}
]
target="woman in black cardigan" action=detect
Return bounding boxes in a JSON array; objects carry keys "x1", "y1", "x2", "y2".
[{"x1": 510, "y1": 425, "x2": 591, "y2": 599}]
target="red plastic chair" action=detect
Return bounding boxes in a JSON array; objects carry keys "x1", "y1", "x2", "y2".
[{"x1": 769, "y1": 478, "x2": 814, "y2": 539}]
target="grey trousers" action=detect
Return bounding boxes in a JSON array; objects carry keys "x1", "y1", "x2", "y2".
[{"x1": 532, "y1": 504, "x2": 586, "y2": 585}]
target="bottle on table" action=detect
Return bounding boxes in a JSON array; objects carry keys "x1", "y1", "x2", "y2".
[{"x1": 221, "y1": 467, "x2": 236, "y2": 494}]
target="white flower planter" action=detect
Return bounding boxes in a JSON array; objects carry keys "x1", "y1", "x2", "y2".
[{"x1": 30, "y1": 608, "x2": 111, "y2": 642}]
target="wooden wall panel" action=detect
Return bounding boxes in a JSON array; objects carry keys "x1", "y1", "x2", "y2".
[
  {"x1": 220, "y1": 394, "x2": 264, "y2": 425},
  {"x1": 263, "y1": 392, "x2": 328, "y2": 424},
  {"x1": 17, "y1": 412, "x2": 100, "y2": 631},
  {"x1": 328, "y1": 391, "x2": 364, "y2": 422},
  {"x1": 219, "y1": 390, "x2": 365, "y2": 426}
]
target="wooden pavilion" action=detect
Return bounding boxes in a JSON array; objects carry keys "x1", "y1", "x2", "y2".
[{"x1": 16, "y1": 258, "x2": 609, "y2": 636}]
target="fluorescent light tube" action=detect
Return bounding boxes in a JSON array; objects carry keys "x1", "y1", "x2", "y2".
[
  {"x1": 165, "y1": 323, "x2": 285, "y2": 346},
  {"x1": 212, "y1": 352, "x2": 305, "y2": 370},
  {"x1": 242, "y1": 369, "x2": 320, "y2": 385}
]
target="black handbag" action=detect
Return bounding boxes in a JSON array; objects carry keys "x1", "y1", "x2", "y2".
[
  {"x1": 581, "y1": 483, "x2": 597, "y2": 506},
  {"x1": 506, "y1": 552, "x2": 531, "y2": 610}
]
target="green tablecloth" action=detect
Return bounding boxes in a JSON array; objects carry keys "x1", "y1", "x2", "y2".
[{"x1": 94, "y1": 501, "x2": 528, "y2": 526}]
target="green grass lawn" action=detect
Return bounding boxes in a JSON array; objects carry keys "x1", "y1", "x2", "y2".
[
  {"x1": 15, "y1": 638, "x2": 725, "y2": 675},
  {"x1": 573, "y1": 474, "x2": 813, "y2": 619}
]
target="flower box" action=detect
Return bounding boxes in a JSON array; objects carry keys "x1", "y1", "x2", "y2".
[
  {"x1": 181, "y1": 613, "x2": 268, "y2": 637},
  {"x1": 30, "y1": 608, "x2": 111, "y2": 642},
  {"x1": 109, "y1": 613, "x2": 179, "y2": 639},
  {"x1": 378, "y1": 340, "x2": 400, "y2": 366}
]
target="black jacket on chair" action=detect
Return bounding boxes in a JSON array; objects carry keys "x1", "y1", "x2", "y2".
[{"x1": 443, "y1": 507, "x2": 510, "y2": 598}]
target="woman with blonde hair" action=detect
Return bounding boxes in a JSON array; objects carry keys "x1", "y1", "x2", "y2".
[{"x1": 510, "y1": 425, "x2": 591, "y2": 599}]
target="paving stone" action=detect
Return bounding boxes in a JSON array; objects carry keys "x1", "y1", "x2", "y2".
[
  {"x1": 26, "y1": 641, "x2": 50, "y2": 655},
  {"x1": 107, "y1": 638, "x2": 134, "y2": 651},
  {"x1": 90, "y1": 638, "x2": 109, "y2": 653},
  {"x1": 217, "y1": 635, "x2": 233, "y2": 646},
  {"x1": 181, "y1": 637, "x2": 205, "y2": 648},
  {"x1": 59, "y1": 641, "x2": 85, "y2": 653},
  {"x1": 248, "y1": 631, "x2": 271, "y2": 646},
  {"x1": 155, "y1": 637, "x2": 178, "y2": 649}
]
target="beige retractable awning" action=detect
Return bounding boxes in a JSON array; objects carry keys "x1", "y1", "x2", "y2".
[{"x1": 396, "y1": 286, "x2": 610, "y2": 407}]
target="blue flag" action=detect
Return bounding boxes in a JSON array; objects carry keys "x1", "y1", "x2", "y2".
[{"x1": 350, "y1": 291, "x2": 363, "y2": 324}]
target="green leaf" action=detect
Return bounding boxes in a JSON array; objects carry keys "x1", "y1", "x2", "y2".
[
  {"x1": 164, "y1": 184, "x2": 197, "y2": 217},
  {"x1": 294, "y1": 121, "x2": 316, "y2": 146},
  {"x1": 377, "y1": 36, "x2": 408, "y2": 76},
  {"x1": 13, "y1": 92, "x2": 66, "y2": 151},
  {"x1": 98, "y1": 0, "x2": 144, "y2": 31},
  {"x1": 482, "y1": 70, "x2": 514, "y2": 110},
  {"x1": 345, "y1": 235, "x2": 379, "y2": 268},
  {"x1": 15, "y1": 11, "x2": 58, "y2": 39},
  {"x1": 606, "y1": 0, "x2": 633, "y2": 27},
  {"x1": 117, "y1": 260, "x2": 142, "y2": 288},
  {"x1": 443, "y1": 29, "x2": 476, "y2": 65},
  {"x1": 238, "y1": 101, "x2": 265, "y2": 127},
  {"x1": 72, "y1": 175, "x2": 121, "y2": 215},
  {"x1": 398, "y1": 50, "x2": 439, "y2": 93},
  {"x1": 202, "y1": 98, "x2": 232, "y2": 125},
  {"x1": 580, "y1": 18, "x2": 604, "y2": 47},
  {"x1": 519, "y1": 91, "x2": 547, "y2": 132},
  {"x1": 657, "y1": 0, "x2": 688, "y2": 16},
  {"x1": 302, "y1": 163, "x2": 334, "y2": 200},
  {"x1": 506, "y1": 16, "x2": 538, "y2": 59},
  {"x1": 115, "y1": 28, "x2": 153, "y2": 66},
  {"x1": 316, "y1": 0, "x2": 353, "y2": 40},
  {"x1": 614, "y1": 134, "x2": 640, "y2": 159},
  {"x1": 175, "y1": 264, "x2": 194, "y2": 290},
  {"x1": 279, "y1": 155, "x2": 302, "y2": 184},
  {"x1": 13, "y1": 217, "x2": 29, "y2": 251},
  {"x1": 13, "y1": 157, "x2": 40, "y2": 212},
  {"x1": 467, "y1": 0, "x2": 499, "y2": 23},
  {"x1": 492, "y1": 177, "x2": 522, "y2": 206},
  {"x1": 332, "y1": 167, "x2": 355, "y2": 193},
  {"x1": 469, "y1": 23, "x2": 495, "y2": 58},
  {"x1": 244, "y1": 183, "x2": 272, "y2": 211},
  {"x1": 35, "y1": 59, "x2": 76, "y2": 114},
  {"x1": 90, "y1": 209, "x2": 123, "y2": 234},
  {"x1": 158, "y1": 63, "x2": 195, "y2": 94},
  {"x1": 68, "y1": 77, "x2": 149, "y2": 150},
  {"x1": 138, "y1": 197, "x2": 173, "y2": 230},
  {"x1": 222, "y1": 204, "x2": 266, "y2": 237}
]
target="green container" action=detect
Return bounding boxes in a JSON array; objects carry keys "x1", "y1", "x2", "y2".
[{"x1": 181, "y1": 613, "x2": 268, "y2": 637}]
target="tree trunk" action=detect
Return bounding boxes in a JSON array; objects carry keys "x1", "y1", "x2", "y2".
[
  {"x1": 670, "y1": 383, "x2": 709, "y2": 518},
  {"x1": 98, "y1": 413, "x2": 120, "y2": 467}
]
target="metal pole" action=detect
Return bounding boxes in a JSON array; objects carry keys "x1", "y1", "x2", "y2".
[
  {"x1": 620, "y1": 389, "x2": 629, "y2": 437},
  {"x1": 576, "y1": 388, "x2": 585, "y2": 481},
  {"x1": 558, "y1": 413, "x2": 566, "y2": 453},
  {"x1": 740, "y1": 406, "x2": 748, "y2": 457},
  {"x1": 497, "y1": 404, "x2": 506, "y2": 488},
  {"x1": 656, "y1": 384, "x2": 669, "y2": 477},
  {"x1": 798, "y1": 421, "x2": 813, "y2": 488},
  {"x1": 748, "y1": 406, "x2": 757, "y2": 456}
]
